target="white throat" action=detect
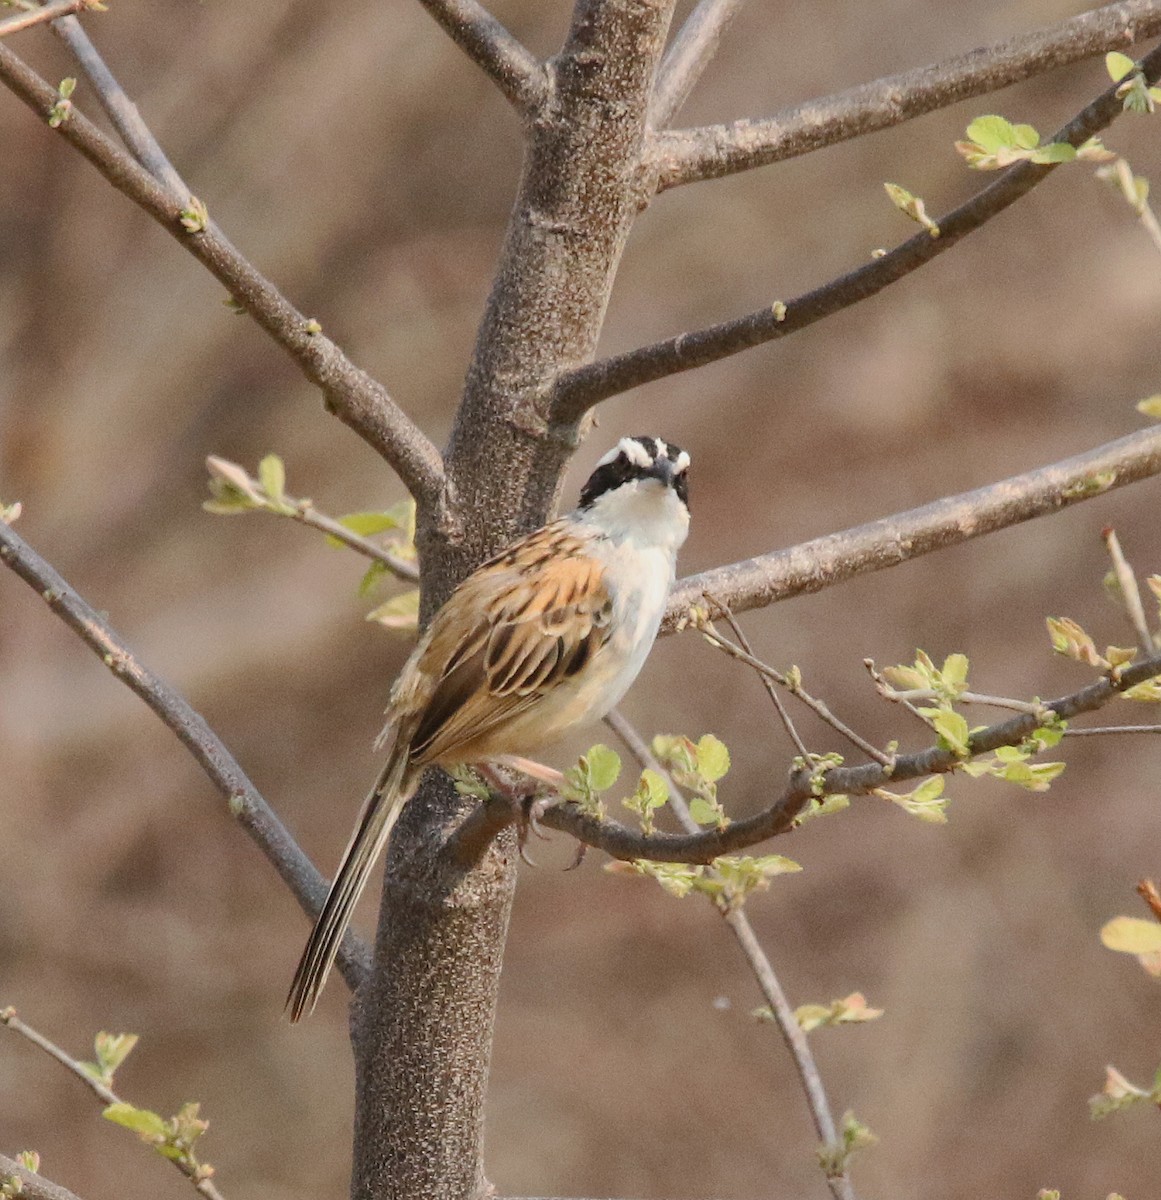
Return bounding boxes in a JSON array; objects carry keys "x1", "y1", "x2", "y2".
[{"x1": 576, "y1": 478, "x2": 690, "y2": 559}]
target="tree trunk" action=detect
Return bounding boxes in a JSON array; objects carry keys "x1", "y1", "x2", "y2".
[{"x1": 349, "y1": 3, "x2": 675, "y2": 1197}]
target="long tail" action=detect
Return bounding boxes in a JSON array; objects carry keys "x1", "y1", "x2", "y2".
[{"x1": 286, "y1": 747, "x2": 414, "y2": 1021}]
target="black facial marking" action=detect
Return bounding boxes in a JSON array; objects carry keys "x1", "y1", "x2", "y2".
[{"x1": 578, "y1": 436, "x2": 690, "y2": 510}]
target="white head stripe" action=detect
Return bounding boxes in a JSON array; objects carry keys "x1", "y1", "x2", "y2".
[
  {"x1": 654, "y1": 437, "x2": 669, "y2": 460},
  {"x1": 674, "y1": 450, "x2": 690, "y2": 472},
  {"x1": 596, "y1": 436, "x2": 654, "y2": 470}
]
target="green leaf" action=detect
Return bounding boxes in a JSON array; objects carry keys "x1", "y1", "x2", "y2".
[
  {"x1": 925, "y1": 708, "x2": 971, "y2": 756},
  {"x1": 626, "y1": 860, "x2": 702, "y2": 898},
  {"x1": 335, "y1": 509, "x2": 405, "y2": 537},
  {"x1": 965, "y1": 115, "x2": 1017, "y2": 153},
  {"x1": 696, "y1": 734, "x2": 730, "y2": 782},
  {"x1": 622, "y1": 768, "x2": 670, "y2": 833},
  {"x1": 795, "y1": 992, "x2": 884, "y2": 1032},
  {"x1": 688, "y1": 796, "x2": 720, "y2": 826},
  {"x1": 257, "y1": 454, "x2": 285, "y2": 501},
  {"x1": 882, "y1": 775, "x2": 949, "y2": 823},
  {"x1": 881, "y1": 664, "x2": 927, "y2": 690},
  {"x1": 940, "y1": 653, "x2": 969, "y2": 692},
  {"x1": 1101, "y1": 915, "x2": 1161, "y2": 954},
  {"x1": 638, "y1": 769, "x2": 669, "y2": 808},
  {"x1": 1011, "y1": 123, "x2": 1040, "y2": 150},
  {"x1": 1137, "y1": 394, "x2": 1161, "y2": 419},
  {"x1": 365, "y1": 589, "x2": 419, "y2": 633},
  {"x1": 1106, "y1": 51, "x2": 1136, "y2": 82},
  {"x1": 793, "y1": 793, "x2": 850, "y2": 826},
  {"x1": 1046, "y1": 617, "x2": 1107, "y2": 668},
  {"x1": 94, "y1": 1031, "x2": 138, "y2": 1076},
  {"x1": 358, "y1": 559, "x2": 388, "y2": 597},
  {"x1": 1029, "y1": 142, "x2": 1077, "y2": 165},
  {"x1": 1122, "y1": 676, "x2": 1161, "y2": 702},
  {"x1": 584, "y1": 744, "x2": 622, "y2": 793},
  {"x1": 651, "y1": 734, "x2": 695, "y2": 774},
  {"x1": 103, "y1": 1103, "x2": 168, "y2": 1140}
]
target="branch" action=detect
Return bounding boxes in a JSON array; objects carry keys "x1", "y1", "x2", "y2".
[
  {"x1": 699, "y1": 618, "x2": 892, "y2": 765},
  {"x1": 415, "y1": 0, "x2": 547, "y2": 117},
  {"x1": 50, "y1": 12, "x2": 187, "y2": 194},
  {"x1": 663, "y1": 426, "x2": 1161, "y2": 630},
  {"x1": 0, "y1": 1155, "x2": 88, "y2": 1200},
  {"x1": 650, "y1": 0, "x2": 1161, "y2": 189},
  {"x1": 540, "y1": 651, "x2": 1161, "y2": 863},
  {"x1": 0, "y1": 0, "x2": 91, "y2": 39},
  {"x1": 0, "y1": 45, "x2": 446, "y2": 511},
  {"x1": 1, "y1": 1010, "x2": 225, "y2": 1200},
  {"x1": 604, "y1": 709, "x2": 858, "y2": 1200},
  {"x1": 553, "y1": 40, "x2": 1161, "y2": 419},
  {"x1": 723, "y1": 909, "x2": 858, "y2": 1200},
  {"x1": 0, "y1": 519, "x2": 370, "y2": 993},
  {"x1": 649, "y1": 0, "x2": 745, "y2": 128}
]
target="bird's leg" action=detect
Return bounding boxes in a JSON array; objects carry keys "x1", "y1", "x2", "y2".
[
  {"x1": 474, "y1": 762, "x2": 552, "y2": 864},
  {"x1": 491, "y1": 755, "x2": 572, "y2": 840}
]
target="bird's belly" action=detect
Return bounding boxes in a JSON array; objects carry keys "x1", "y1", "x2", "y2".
[{"x1": 478, "y1": 551, "x2": 670, "y2": 757}]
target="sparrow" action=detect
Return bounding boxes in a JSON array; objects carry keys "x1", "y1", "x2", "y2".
[{"x1": 286, "y1": 434, "x2": 691, "y2": 1020}]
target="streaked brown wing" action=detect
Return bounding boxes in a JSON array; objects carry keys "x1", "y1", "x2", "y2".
[{"x1": 408, "y1": 524, "x2": 613, "y2": 764}]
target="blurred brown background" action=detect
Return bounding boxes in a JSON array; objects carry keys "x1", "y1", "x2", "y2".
[{"x1": 2, "y1": 1, "x2": 1161, "y2": 1197}]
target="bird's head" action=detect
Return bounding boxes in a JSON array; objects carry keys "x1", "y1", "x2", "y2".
[{"x1": 577, "y1": 435, "x2": 690, "y2": 551}]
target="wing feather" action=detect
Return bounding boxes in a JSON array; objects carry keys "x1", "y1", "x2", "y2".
[{"x1": 407, "y1": 523, "x2": 613, "y2": 765}]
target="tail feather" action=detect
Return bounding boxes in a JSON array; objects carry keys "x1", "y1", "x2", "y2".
[{"x1": 286, "y1": 748, "x2": 414, "y2": 1022}]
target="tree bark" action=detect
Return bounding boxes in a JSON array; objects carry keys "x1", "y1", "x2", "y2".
[{"x1": 350, "y1": 3, "x2": 676, "y2": 1197}]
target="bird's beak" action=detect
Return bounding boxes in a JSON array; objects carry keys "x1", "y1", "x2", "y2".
[{"x1": 646, "y1": 458, "x2": 677, "y2": 487}]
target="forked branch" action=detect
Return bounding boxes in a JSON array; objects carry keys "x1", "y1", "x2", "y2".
[
  {"x1": 663, "y1": 426, "x2": 1161, "y2": 629},
  {"x1": 605, "y1": 708, "x2": 858, "y2": 1200},
  {"x1": 540, "y1": 651, "x2": 1161, "y2": 862},
  {"x1": 0, "y1": 44, "x2": 445, "y2": 510},
  {"x1": 650, "y1": 0, "x2": 1161, "y2": 189},
  {"x1": 415, "y1": 0, "x2": 547, "y2": 117},
  {"x1": 554, "y1": 40, "x2": 1161, "y2": 419},
  {"x1": 0, "y1": 520, "x2": 370, "y2": 993},
  {"x1": 50, "y1": 12, "x2": 187, "y2": 194}
]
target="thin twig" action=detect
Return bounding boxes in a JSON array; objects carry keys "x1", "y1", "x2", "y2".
[
  {"x1": 535, "y1": 651, "x2": 1161, "y2": 863},
  {"x1": 414, "y1": 0, "x2": 547, "y2": 117},
  {"x1": 1063, "y1": 724, "x2": 1161, "y2": 735},
  {"x1": 1103, "y1": 526, "x2": 1155, "y2": 650},
  {"x1": 0, "y1": 1154, "x2": 88, "y2": 1200},
  {"x1": 875, "y1": 684, "x2": 1050, "y2": 717},
  {"x1": 662, "y1": 426, "x2": 1161, "y2": 632},
  {"x1": 649, "y1": 0, "x2": 745, "y2": 128},
  {"x1": 1, "y1": 1009, "x2": 227, "y2": 1200},
  {"x1": 291, "y1": 502, "x2": 419, "y2": 581},
  {"x1": 50, "y1": 13, "x2": 187, "y2": 194},
  {"x1": 707, "y1": 600, "x2": 811, "y2": 761},
  {"x1": 553, "y1": 40, "x2": 1161, "y2": 419},
  {"x1": 723, "y1": 909, "x2": 856, "y2": 1200},
  {"x1": 0, "y1": 44, "x2": 447, "y2": 510},
  {"x1": 1, "y1": 1010, "x2": 116, "y2": 1104},
  {"x1": 0, "y1": 0, "x2": 87, "y2": 38},
  {"x1": 864, "y1": 658, "x2": 934, "y2": 727},
  {"x1": 649, "y1": 0, "x2": 1161, "y2": 189},
  {"x1": 1137, "y1": 879, "x2": 1161, "y2": 920},
  {"x1": 0, "y1": 519, "x2": 370, "y2": 993},
  {"x1": 699, "y1": 622, "x2": 895, "y2": 767},
  {"x1": 604, "y1": 709, "x2": 857, "y2": 1200}
]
